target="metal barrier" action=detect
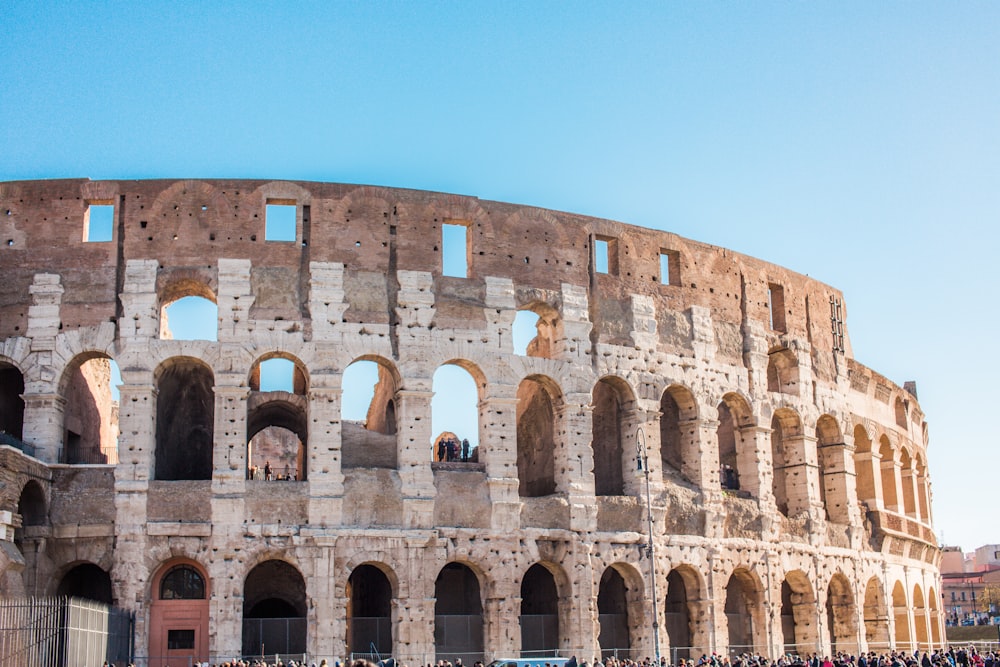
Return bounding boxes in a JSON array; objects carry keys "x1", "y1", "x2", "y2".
[{"x1": 0, "y1": 596, "x2": 133, "y2": 667}]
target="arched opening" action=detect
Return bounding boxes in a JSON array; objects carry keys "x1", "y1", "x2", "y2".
[
  {"x1": 347, "y1": 564, "x2": 393, "y2": 658},
  {"x1": 892, "y1": 581, "x2": 911, "y2": 651},
  {"x1": 725, "y1": 569, "x2": 764, "y2": 656},
  {"x1": 894, "y1": 397, "x2": 908, "y2": 429},
  {"x1": 0, "y1": 361, "x2": 25, "y2": 440},
  {"x1": 520, "y1": 563, "x2": 559, "y2": 656},
  {"x1": 57, "y1": 563, "x2": 112, "y2": 604},
  {"x1": 717, "y1": 394, "x2": 755, "y2": 496},
  {"x1": 517, "y1": 376, "x2": 559, "y2": 497},
  {"x1": 816, "y1": 415, "x2": 848, "y2": 523},
  {"x1": 14, "y1": 480, "x2": 45, "y2": 553},
  {"x1": 149, "y1": 561, "x2": 210, "y2": 667},
  {"x1": 900, "y1": 449, "x2": 917, "y2": 517},
  {"x1": 247, "y1": 355, "x2": 308, "y2": 481},
  {"x1": 915, "y1": 455, "x2": 930, "y2": 523},
  {"x1": 827, "y1": 574, "x2": 857, "y2": 655},
  {"x1": 242, "y1": 560, "x2": 307, "y2": 658},
  {"x1": 863, "y1": 577, "x2": 890, "y2": 652},
  {"x1": 854, "y1": 426, "x2": 876, "y2": 506},
  {"x1": 155, "y1": 358, "x2": 214, "y2": 480},
  {"x1": 771, "y1": 409, "x2": 806, "y2": 517},
  {"x1": 60, "y1": 354, "x2": 121, "y2": 464},
  {"x1": 659, "y1": 385, "x2": 699, "y2": 486},
  {"x1": 779, "y1": 572, "x2": 817, "y2": 655},
  {"x1": 342, "y1": 359, "x2": 399, "y2": 469},
  {"x1": 434, "y1": 563, "x2": 483, "y2": 664},
  {"x1": 161, "y1": 292, "x2": 218, "y2": 341},
  {"x1": 928, "y1": 586, "x2": 942, "y2": 648},
  {"x1": 664, "y1": 569, "x2": 692, "y2": 661},
  {"x1": 514, "y1": 302, "x2": 563, "y2": 359},
  {"x1": 432, "y1": 363, "x2": 480, "y2": 463},
  {"x1": 879, "y1": 437, "x2": 899, "y2": 511},
  {"x1": 592, "y1": 378, "x2": 629, "y2": 496},
  {"x1": 766, "y1": 348, "x2": 799, "y2": 394},
  {"x1": 912, "y1": 584, "x2": 928, "y2": 649},
  {"x1": 598, "y1": 567, "x2": 630, "y2": 659}
]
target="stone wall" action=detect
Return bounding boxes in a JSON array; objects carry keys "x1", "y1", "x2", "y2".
[{"x1": 0, "y1": 179, "x2": 942, "y2": 663}]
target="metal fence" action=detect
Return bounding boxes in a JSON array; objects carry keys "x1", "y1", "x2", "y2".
[
  {"x1": 0, "y1": 596, "x2": 133, "y2": 667},
  {"x1": 0, "y1": 432, "x2": 35, "y2": 457},
  {"x1": 434, "y1": 614, "x2": 484, "y2": 665},
  {"x1": 242, "y1": 617, "x2": 307, "y2": 657}
]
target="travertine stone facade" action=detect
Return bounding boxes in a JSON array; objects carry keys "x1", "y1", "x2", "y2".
[{"x1": 0, "y1": 179, "x2": 941, "y2": 664}]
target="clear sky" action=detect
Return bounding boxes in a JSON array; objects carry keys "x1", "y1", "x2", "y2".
[{"x1": 2, "y1": 1, "x2": 998, "y2": 552}]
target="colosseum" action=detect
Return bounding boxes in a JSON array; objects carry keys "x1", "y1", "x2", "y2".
[{"x1": 0, "y1": 178, "x2": 941, "y2": 665}]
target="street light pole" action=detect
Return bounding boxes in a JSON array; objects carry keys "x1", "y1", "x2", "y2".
[{"x1": 637, "y1": 427, "x2": 662, "y2": 664}]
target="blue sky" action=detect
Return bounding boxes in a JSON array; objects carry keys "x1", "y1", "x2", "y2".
[{"x1": 3, "y1": 1, "x2": 998, "y2": 552}]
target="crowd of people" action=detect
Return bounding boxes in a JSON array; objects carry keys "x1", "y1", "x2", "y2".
[{"x1": 106, "y1": 646, "x2": 1000, "y2": 667}]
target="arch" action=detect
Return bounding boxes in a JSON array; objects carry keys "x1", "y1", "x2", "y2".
[
  {"x1": 342, "y1": 358, "x2": 400, "y2": 469},
  {"x1": 598, "y1": 566, "x2": 632, "y2": 659},
  {"x1": 816, "y1": 415, "x2": 849, "y2": 523},
  {"x1": 892, "y1": 580, "x2": 911, "y2": 651},
  {"x1": 432, "y1": 362, "x2": 481, "y2": 463},
  {"x1": 592, "y1": 377, "x2": 634, "y2": 497},
  {"x1": 58, "y1": 352, "x2": 120, "y2": 464},
  {"x1": 149, "y1": 559, "x2": 210, "y2": 667},
  {"x1": 927, "y1": 586, "x2": 942, "y2": 647},
  {"x1": 160, "y1": 282, "x2": 218, "y2": 341},
  {"x1": 899, "y1": 449, "x2": 917, "y2": 517},
  {"x1": 0, "y1": 360, "x2": 25, "y2": 440},
  {"x1": 520, "y1": 563, "x2": 561, "y2": 655},
  {"x1": 767, "y1": 347, "x2": 799, "y2": 394},
  {"x1": 717, "y1": 393, "x2": 756, "y2": 495},
  {"x1": 771, "y1": 408, "x2": 809, "y2": 517},
  {"x1": 863, "y1": 577, "x2": 890, "y2": 652},
  {"x1": 660, "y1": 384, "x2": 699, "y2": 485},
  {"x1": 664, "y1": 568, "x2": 694, "y2": 661},
  {"x1": 912, "y1": 583, "x2": 928, "y2": 648},
  {"x1": 894, "y1": 397, "x2": 908, "y2": 429},
  {"x1": 247, "y1": 356, "x2": 308, "y2": 481},
  {"x1": 242, "y1": 559, "x2": 307, "y2": 657},
  {"x1": 17, "y1": 480, "x2": 46, "y2": 527},
  {"x1": 724, "y1": 568, "x2": 766, "y2": 655},
  {"x1": 915, "y1": 454, "x2": 931, "y2": 523},
  {"x1": 249, "y1": 354, "x2": 309, "y2": 394},
  {"x1": 434, "y1": 562, "x2": 484, "y2": 663},
  {"x1": 853, "y1": 425, "x2": 877, "y2": 506},
  {"x1": 347, "y1": 563, "x2": 394, "y2": 658},
  {"x1": 56, "y1": 562, "x2": 112, "y2": 604},
  {"x1": 826, "y1": 573, "x2": 857, "y2": 655},
  {"x1": 517, "y1": 375, "x2": 562, "y2": 497},
  {"x1": 779, "y1": 570, "x2": 817, "y2": 655},
  {"x1": 515, "y1": 301, "x2": 564, "y2": 359},
  {"x1": 879, "y1": 436, "x2": 899, "y2": 511},
  {"x1": 154, "y1": 357, "x2": 215, "y2": 480}
]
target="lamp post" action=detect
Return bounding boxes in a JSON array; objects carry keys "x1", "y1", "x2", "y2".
[{"x1": 636, "y1": 427, "x2": 662, "y2": 664}]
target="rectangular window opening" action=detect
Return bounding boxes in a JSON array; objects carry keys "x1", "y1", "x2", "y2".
[
  {"x1": 442, "y1": 222, "x2": 469, "y2": 277},
  {"x1": 660, "y1": 249, "x2": 680, "y2": 286},
  {"x1": 167, "y1": 629, "x2": 196, "y2": 650},
  {"x1": 768, "y1": 283, "x2": 786, "y2": 332},
  {"x1": 594, "y1": 237, "x2": 618, "y2": 275},
  {"x1": 265, "y1": 201, "x2": 297, "y2": 241},
  {"x1": 84, "y1": 202, "x2": 114, "y2": 242}
]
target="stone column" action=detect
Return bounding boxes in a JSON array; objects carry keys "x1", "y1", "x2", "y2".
[
  {"x1": 395, "y1": 387, "x2": 435, "y2": 529},
  {"x1": 738, "y1": 425, "x2": 771, "y2": 504},
  {"x1": 485, "y1": 595, "x2": 521, "y2": 660},
  {"x1": 780, "y1": 432, "x2": 822, "y2": 520},
  {"x1": 307, "y1": 381, "x2": 345, "y2": 527},
  {"x1": 310, "y1": 535, "x2": 342, "y2": 659},
  {"x1": 20, "y1": 393, "x2": 64, "y2": 463},
  {"x1": 686, "y1": 417, "x2": 719, "y2": 492},
  {"x1": 396, "y1": 595, "x2": 435, "y2": 665},
  {"x1": 480, "y1": 385, "x2": 520, "y2": 532},
  {"x1": 207, "y1": 554, "x2": 244, "y2": 659},
  {"x1": 558, "y1": 392, "x2": 597, "y2": 532}
]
